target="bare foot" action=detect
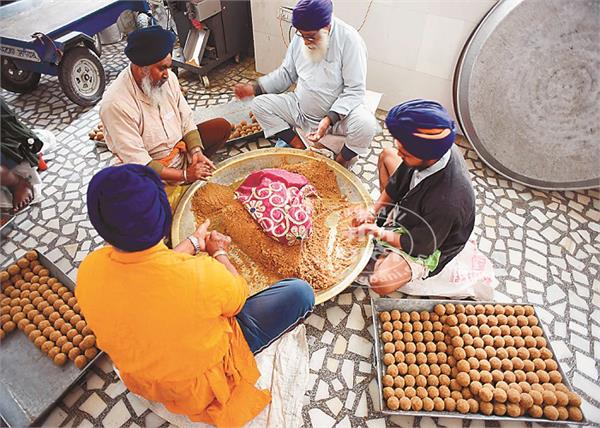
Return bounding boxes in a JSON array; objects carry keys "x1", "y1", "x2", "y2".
[
  {"x1": 11, "y1": 176, "x2": 33, "y2": 213},
  {"x1": 289, "y1": 136, "x2": 306, "y2": 149},
  {"x1": 335, "y1": 153, "x2": 350, "y2": 168}
]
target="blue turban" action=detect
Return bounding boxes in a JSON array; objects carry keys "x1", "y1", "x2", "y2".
[
  {"x1": 385, "y1": 99, "x2": 456, "y2": 160},
  {"x1": 292, "y1": 0, "x2": 333, "y2": 31},
  {"x1": 87, "y1": 164, "x2": 171, "y2": 252},
  {"x1": 125, "y1": 26, "x2": 176, "y2": 66}
]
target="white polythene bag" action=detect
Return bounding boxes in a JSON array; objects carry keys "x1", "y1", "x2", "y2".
[{"x1": 400, "y1": 239, "x2": 497, "y2": 300}]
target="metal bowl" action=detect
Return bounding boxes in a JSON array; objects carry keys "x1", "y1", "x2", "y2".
[{"x1": 171, "y1": 148, "x2": 374, "y2": 305}]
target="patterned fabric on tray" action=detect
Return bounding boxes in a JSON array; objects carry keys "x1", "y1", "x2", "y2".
[{"x1": 234, "y1": 169, "x2": 317, "y2": 246}]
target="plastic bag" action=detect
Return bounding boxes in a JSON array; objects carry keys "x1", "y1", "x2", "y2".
[{"x1": 399, "y1": 239, "x2": 497, "y2": 300}]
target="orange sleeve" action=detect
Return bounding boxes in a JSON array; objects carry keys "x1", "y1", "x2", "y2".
[
  {"x1": 220, "y1": 274, "x2": 250, "y2": 317},
  {"x1": 195, "y1": 256, "x2": 250, "y2": 317}
]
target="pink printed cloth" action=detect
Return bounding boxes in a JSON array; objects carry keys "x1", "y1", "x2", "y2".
[{"x1": 234, "y1": 169, "x2": 317, "y2": 246}]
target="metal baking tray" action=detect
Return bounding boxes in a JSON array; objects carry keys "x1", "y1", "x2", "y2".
[
  {"x1": 371, "y1": 298, "x2": 587, "y2": 425},
  {"x1": 193, "y1": 99, "x2": 264, "y2": 145},
  {"x1": 1, "y1": 206, "x2": 32, "y2": 238},
  {"x1": 0, "y1": 212, "x2": 16, "y2": 238},
  {"x1": 0, "y1": 252, "x2": 104, "y2": 427}
]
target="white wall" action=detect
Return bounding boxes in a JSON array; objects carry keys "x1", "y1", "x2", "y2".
[{"x1": 250, "y1": 0, "x2": 497, "y2": 114}]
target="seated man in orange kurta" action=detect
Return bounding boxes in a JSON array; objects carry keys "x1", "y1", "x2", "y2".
[{"x1": 75, "y1": 164, "x2": 314, "y2": 427}]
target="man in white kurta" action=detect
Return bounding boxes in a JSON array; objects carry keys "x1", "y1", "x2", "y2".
[{"x1": 234, "y1": 0, "x2": 377, "y2": 167}]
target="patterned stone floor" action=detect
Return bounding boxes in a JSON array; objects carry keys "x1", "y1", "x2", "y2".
[{"x1": 1, "y1": 42, "x2": 599, "y2": 428}]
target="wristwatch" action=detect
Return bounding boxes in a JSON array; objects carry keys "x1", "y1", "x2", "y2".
[{"x1": 188, "y1": 235, "x2": 201, "y2": 255}]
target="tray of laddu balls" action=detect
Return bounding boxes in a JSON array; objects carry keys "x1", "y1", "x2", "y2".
[
  {"x1": 372, "y1": 298, "x2": 586, "y2": 424},
  {"x1": 0, "y1": 250, "x2": 102, "y2": 427},
  {"x1": 193, "y1": 99, "x2": 264, "y2": 145}
]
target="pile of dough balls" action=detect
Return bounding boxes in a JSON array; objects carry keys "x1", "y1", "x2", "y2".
[
  {"x1": 378, "y1": 303, "x2": 584, "y2": 422},
  {"x1": 88, "y1": 123, "x2": 104, "y2": 143},
  {"x1": 229, "y1": 111, "x2": 262, "y2": 140},
  {"x1": 0, "y1": 250, "x2": 98, "y2": 370}
]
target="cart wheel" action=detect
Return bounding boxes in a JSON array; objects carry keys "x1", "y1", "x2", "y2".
[
  {"x1": 58, "y1": 47, "x2": 106, "y2": 107},
  {"x1": 0, "y1": 58, "x2": 41, "y2": 94},
  {"x1": 201, "y1": 75, "x2": 210, "y2": 88}
]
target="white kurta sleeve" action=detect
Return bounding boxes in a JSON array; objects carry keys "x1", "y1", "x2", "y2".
[
  {"x1": 329, "y1": 36, "x2": 368, "y2": 117},
  {"x1": 257, "y1": 39, "x2": 299, "y2": 94}
]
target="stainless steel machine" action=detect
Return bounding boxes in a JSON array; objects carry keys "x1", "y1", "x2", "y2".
[{"x1": 167, "y1": 0, "x2": 252, "y2": 86}]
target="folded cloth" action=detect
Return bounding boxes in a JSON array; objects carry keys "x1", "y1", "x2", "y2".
[
  {"x1": 123, "y1": 325, "x2": 310, "y2": 428},
  {"x1": 234, "y1": 169, "x2": 317, "y2": 246}
]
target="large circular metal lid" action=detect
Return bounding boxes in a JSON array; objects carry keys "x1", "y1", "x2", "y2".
[{"x1": 454, "y1": 0, "x2": 600, "y2": 190}]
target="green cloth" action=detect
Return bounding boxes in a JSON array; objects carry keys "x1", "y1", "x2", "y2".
[
  {"x1": 376, "y1": 226, "x2": 441, "y2": 272},
  {"x1": 147, "y1": 160, "x2": 164, "y2": 173},
  {"x1": 183, "y1": 129, "x2": 203, "y2": 152}
]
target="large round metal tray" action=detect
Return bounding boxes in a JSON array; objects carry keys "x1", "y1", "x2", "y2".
[
  {"x1": 171, "y1": 148, "x2": 374, "y2": 305},
  {"x1": 454, "y1": 0, "x2": 600, "y2": 190}
]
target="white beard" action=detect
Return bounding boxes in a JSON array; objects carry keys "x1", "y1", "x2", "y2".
[
  {"x1": 301, "y1": 29, "x2": 330, "y2": 63},
  {"x1": 140, "y1": 71, "x2": 166, "y2": 108}
]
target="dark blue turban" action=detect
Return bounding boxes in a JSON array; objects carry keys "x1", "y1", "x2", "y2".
[
  {"x1": 125, "y1": 26, "x2": 176, "y2": 66},
  {"x1": 292, "y1": 0, "x2": 333, "y2": 31},
  {"x1": 385, "y1": 99, "x2": 456, "y2": 160},
  {"x1": 87, "y1": 164, "x2": 171, "y2": 252}
]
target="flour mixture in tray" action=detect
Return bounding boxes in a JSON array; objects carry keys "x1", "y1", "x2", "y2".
[{"x1": 191, "y1": 159, "x2": 366, "y2": 294}]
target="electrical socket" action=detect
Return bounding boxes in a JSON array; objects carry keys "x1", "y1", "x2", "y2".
[{"x1": 278, "y1": 6, "x2": 293, "y2": 23}]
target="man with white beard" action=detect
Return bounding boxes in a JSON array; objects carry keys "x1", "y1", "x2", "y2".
[
  {"x1": 100, "y1": 26, "x2": 231, "y2": 185},
  {"x1": 234, "y1": 0, "x2": 378, "y2": 168}
]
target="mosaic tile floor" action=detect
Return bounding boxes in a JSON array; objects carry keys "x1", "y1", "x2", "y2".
[{"x1": 1, "y1": 41, "x2": 599, "y2": 428}]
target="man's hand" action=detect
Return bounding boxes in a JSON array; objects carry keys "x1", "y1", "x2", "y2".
[
  {"x1": 191, "y1": 150, "x2": 216, "y2": 171},
  {"x1": 205, "y1": 230, "x2": 232, "y2": 256},
  {"x1": 191, "y1": 219, "x2": 210, "y2": 252},
  {"x1": 346, "y1": 223, "x2": 379, "y2": 240},
  {"x1": 205, "y1": 230, "x2": 238, "y2": 276},
  {"x1": 186, "y1": 150, "x2": 215, "y2": 182},
  {"x1": 307, "y1": 116, "x2": 332, "y2": 143},
  {"x1": 350, "y1": 206, "x2": 376, "y2": 227},
  {"x1": 185, "y1": 161, "x2": 212, "y2": 182},
  {"x1": 234, "y1": 83, "x2": 255, "y2": 99}
]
